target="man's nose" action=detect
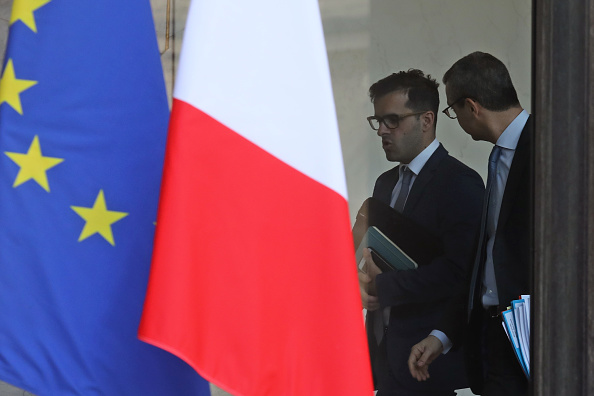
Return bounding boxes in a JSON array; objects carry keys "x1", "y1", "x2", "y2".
[{"x1": 377, "y1": 124, "x2": 390, "y2": 136}]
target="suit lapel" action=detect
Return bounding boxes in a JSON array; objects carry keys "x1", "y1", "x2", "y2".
[
  {"x1": 374, "y1": 167, "x2": 399, "y2": 205},
  {"x1": 403, "y1": 144, "x2": 447, "y2": 215},
  {"x1": 497, "y1": 116, "x2": 532, "y2": 229}
]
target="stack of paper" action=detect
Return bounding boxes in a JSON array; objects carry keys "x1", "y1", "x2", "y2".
[{"x1": 501, "y1": 294, "x2": 531, "y2": 378}]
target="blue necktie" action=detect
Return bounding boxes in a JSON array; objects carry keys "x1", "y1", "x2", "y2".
[
  {"x1": 467, "y1": 145, "x2": 502, "y2": 316},
  {"x1": 393, "y1": 166, "x2": 413, "y2": 213}
]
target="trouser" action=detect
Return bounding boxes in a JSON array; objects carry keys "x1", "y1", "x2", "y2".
[
  {"x1": 481, "y1": 310, "x2": 529, "y2": 396},
  {"x1": 374, "y1": 336, "x2": 456, "y2": 396}
]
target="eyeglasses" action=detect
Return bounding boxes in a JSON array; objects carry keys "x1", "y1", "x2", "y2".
[
  {"x1": 442, "y1": 97, "x2": 465, "y2": 119},
  {"x1": 366, "y1": 111, "x2": 427, "y2": 130}
]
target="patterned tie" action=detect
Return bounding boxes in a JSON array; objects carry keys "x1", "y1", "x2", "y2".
[
  {"x1": 467, "y1": 145, "x2": 502, "y2": 316},
  {"x1": 393, "y1": 166, "x2": 413, "y2": 213}
]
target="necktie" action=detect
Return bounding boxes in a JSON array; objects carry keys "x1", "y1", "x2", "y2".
[
  {"x1": 374, "y1": 166, "x2": 413, "y2": 344},
  {"x1": 467, "y1": 145, "x2": 502, "y2": 316},
  {"x1": 393, "y1": 166, "x2": 413, "y2": 213}
]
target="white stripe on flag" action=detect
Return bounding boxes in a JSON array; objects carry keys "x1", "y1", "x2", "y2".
[{"x1": 174, "y1": 0, "x2": 347, "y2": 199}]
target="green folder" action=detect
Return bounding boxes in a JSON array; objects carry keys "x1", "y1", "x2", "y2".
[{"x1": 355, "y1": 226, "x2": 418, "y2": 272}]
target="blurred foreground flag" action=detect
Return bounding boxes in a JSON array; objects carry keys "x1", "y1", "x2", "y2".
[
  {"x1": 0, "y1": 1, "x2": 210, "y2": 395},
  {"x1": 138, "y1": 0, "x2": 374, "y2": 395}
]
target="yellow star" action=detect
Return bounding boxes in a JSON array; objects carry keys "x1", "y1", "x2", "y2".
[
  {"x1": 5, "y1": 135, "x2": 64, "y2": 192},
  {"x1": 0, "y1": 59, "x2": 38, "y2": 115},
  {"x1": 71, "y1": 190, "x2": 129, "y2": 246},
  {"x1": 10, "y1": 0, "x2": 52, "y2": 33}
]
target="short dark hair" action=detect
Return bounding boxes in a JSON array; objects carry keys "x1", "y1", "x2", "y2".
[
  {"x1": 442, "y1": 51, "x2": 520, "y2": 111},
  {"x1": 369, "y1": 69, "x2": 440, "y2": 125}
]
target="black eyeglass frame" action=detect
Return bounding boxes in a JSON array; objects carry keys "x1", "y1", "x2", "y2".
[
  {"x1": 441, "y1": 97, "x2": 467, "y2": 119},
  {"x1": 366, "y1": 111, "x2": 428, "y2": 131}
]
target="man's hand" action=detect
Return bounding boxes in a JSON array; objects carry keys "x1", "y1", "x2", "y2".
[
  {"x1": 358, "y1": 248, "x2": 382, "y2": 311},
  {"x1": 358, "y1": 271, "x2": 379, "y2": 311},
  {"x1": 408, "y1": 335, "x2": 444, "y2": 381},
  {"x1": 363, "y1": 248, "x2": 382, "y2": 280}
]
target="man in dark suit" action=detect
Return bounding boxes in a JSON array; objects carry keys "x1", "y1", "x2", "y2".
[
  {"x1": 408, "y1": 52, "x2": 531, "y2": 396},
  {"x1": 359, "y1": 69, "x2": 484, "y2": 395}
]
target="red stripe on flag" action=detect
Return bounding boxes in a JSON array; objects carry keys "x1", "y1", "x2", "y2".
[{"x1": 139, "y1": 100, "x2": 373, "y2": 395}]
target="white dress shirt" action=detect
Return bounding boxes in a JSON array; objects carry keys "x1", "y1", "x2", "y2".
[
  {"x1": 431, "y1": 110, "x2": 530, "y2": 353},
  {"x1": 482, "y1": 110, "x2": 529, "y2": 306},
  {"x1": 379, "y1": 139, "x2": 440, "y2": 330},
  {"x1": 389, "y1": 139, "x2": 440, "y2": 207}
]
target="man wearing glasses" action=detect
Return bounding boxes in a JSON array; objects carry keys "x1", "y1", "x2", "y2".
[
  {"x1": 359, "y1": 69, "x2": 484, "y2": 395},
  {"x1": 408, "y1": 52, "x2": 531, "y2": 396}
]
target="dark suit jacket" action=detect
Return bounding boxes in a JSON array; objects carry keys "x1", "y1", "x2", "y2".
[
  {"x1": 367, "y1": 143, "x2": 484, "y2": 393},
  {"x1": 438, "y1": 117, "x2": 533, "y2": 394}
]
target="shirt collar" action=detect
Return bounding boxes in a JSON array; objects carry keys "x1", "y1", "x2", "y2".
[
  {"x1": 401, "y1": 138, "x2": 440, "y2": 176},
  {"x1": 496, "y1": 110, "x2": 529, "y2": 150}
]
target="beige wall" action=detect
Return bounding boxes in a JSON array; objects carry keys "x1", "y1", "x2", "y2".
[
  {"x1": 0, "y1": 1, "x2": 530, "y2": 395},
  {"x1": 0, "y1": 0, "x2": 10, "y2": 68}
]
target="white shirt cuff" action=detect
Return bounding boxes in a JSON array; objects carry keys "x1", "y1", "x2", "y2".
[{"x1": 429, "y1": 329, "x2": 453, "y2": 354}]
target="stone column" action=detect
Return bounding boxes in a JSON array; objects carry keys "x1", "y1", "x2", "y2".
[{"x1": 533, "y1": 0, "x2": 594, "y2": 394}]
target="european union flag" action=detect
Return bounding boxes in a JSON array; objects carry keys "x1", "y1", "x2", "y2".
[{"x1": 0, "y1": 1, "x2": 210, "y2": 394}]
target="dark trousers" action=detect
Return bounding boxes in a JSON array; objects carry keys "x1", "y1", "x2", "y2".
[
  {"x1": 481, "y1": 311, "x2": 529, "y2": 396},
  {"x1": 374, "y1": 337, "x2": 456, "y2": 396}
]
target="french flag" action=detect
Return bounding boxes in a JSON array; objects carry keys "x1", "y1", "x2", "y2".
[{"x1": 138, "y1": 1, "x2": 373, "y2": 395}]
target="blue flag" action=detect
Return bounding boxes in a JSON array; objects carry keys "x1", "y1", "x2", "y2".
[{"x1": 0, "y1": 1, "x2": 210, "y2": 394}]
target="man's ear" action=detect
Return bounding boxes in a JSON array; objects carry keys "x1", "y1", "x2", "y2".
[
  {"x1": 465, "y1": 98, "x2": 481, "y2": 117},
  {"x1": 421, "y1": 111, "x2": 435, "y2": 131}
]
